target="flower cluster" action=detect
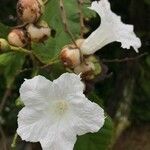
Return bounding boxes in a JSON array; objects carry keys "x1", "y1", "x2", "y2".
[
  {"x1": 16, "y1": 0, "x2": 142, "y2": 150},
  {"x1": 60, "y1": 0, "x2": 141, "y2": 80},
  {"x1": 5, "y1": 0, "x2": 51, "y2": 48}
]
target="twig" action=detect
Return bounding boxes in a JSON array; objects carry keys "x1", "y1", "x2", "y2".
[
  {"x1": 59, "y1": 0, "x2": 85, "y2": 62},
  {"x1": 11, "y1": 133, "x2": 18, "y2": 148},
  {"x1": 17, "y1": 59, "x2": 60, "y2": 75},
  {"x1": 10, "y1": 45, "x2": 46, "y2": 64},
  {"x1": 102, "y1": 53, "x2": 148, "y2": 63},
  {"x1": 11, "y1": 23, "x2": 27, "y2": 30},
  {"x1": 77, "y1": 0, "x2": 85, "y2": 38},
  {"x1": 10, "y1": 46, "x2": 32, "y2": 54},
  {"x1": 0, "y1": 125, "x2": 7, "y2": 150},
  {"x1": 0, "y1": 88, "x2": 11, "y2": 114},
  {"x1": 43, "y1": 0, "x2": 49, "y2": 5},
  {"x1": 40, "y1": 59, "x2": 60, "y2": 69},
  {"x1": 59, "y1": 0, "x2": 78, "y2": 47},
  {"x1": 17, "y1": 68, "x2": 32, "y2": 74}
]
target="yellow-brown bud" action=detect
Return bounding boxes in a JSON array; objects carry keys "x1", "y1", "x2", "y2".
[
  {"x1": 60, "y1": 39, "x2": 85, "y2": 68},
  {"x1": 17, "y1": 0, "x2": 44, "y2": 23},
  {"x1": 60, "y1": 45, "x2": 81, "y2": 68},
  {"x1": 8, "y1": 29, "x2": 28, "y2": 47},
  {"x1": 26, "y1": 22, "x2": 51, "y2": 43}
]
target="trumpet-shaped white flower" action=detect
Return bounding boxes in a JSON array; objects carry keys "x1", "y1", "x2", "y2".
[
  {"x1": 17, "y1": 73, "x2": 105, "y2": 150},
  {"x1": 81, "y1": 0, "x2": 141, "y2": 55}
]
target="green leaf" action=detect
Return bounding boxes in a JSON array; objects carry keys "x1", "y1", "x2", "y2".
[
  {"x1": 0, "y1": 52, "x2": 25, "y2": 87},
  {"x1": 82, "y1": 1, "x2": 96, "y2": 19},
  {"x1": 32, "y1": 0, "x2": 94, "y2": 63},
  {"x1": 75, "y1": 116, "x2": 114, "y2": 150},
  {"x1": 0, "y1": 52, "x2": 13, "y2": 65},
  {"x1": 32, "y1": 32, "x2": 71, "y2": 64}
]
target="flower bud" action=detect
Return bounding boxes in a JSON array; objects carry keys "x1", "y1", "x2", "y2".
[
  {"x1": 60, "y1": 45, "x2": 81, "y2": 68},
  {"x1": 0, "y1": 39, "x2": 10, "y2": 51},
  {"x1": 8, "y1": 29, "x2": 28, "y2": 47},
  {"x1": 60, "y1": 39, "x2": 85, "y2": 68},
  {"x1": 17, "y1": 0, "x2": 44, "y2": 23},
  {"x1": 26, "y1": 22, "x2": 51, "y2": 43},
  {"x1": 74, "y1": 56, "x2": 102, "y2": 80}
]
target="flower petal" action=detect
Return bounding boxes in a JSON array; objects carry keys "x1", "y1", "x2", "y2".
[
  {"x1": 40, "y1": 119, "x2": 77, "y2": 150},
  {"x1": 69, "y1": 95, "x2": 105, "y2": 135},
  {"x1": 17, "y1": 107, "x2": 55, "y2": 142},
  {"x1": 53, "y1": 73, "x2": 85, "y2": 99},
  {"x1": 81, "y1": 0, "x2": 141, "y2": 55},
  {"x1": 20, "y1": 75, "x2": 54, "y2": 109}
]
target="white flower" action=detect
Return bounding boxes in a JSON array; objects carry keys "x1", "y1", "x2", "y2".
[
  {"x1": 81, "y1": 0, "x2": 141, "y2": 55},
  {"x1": 17, "y1": 73, "x2": 105, "y2": 150}
]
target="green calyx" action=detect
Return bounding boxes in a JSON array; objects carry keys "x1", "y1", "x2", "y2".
[{"x1": 0, "y1": 38, "x2": 10, "y2": 51}]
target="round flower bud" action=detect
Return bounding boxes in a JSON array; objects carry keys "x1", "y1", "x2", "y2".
[
  {"x1": 60, "y1": 45, "x2": 81, "y2": 68},
  {"x1": 26, "y1": 22, "x2": 51, "y2": 43},
  {"x1": 74, "y1": 56, "x2": 102, "y2": 80},
  {"x1": 17, "y1": 0, "x2": 44, "y2": 23},
  {"x1": 0, "y1": 39, "x2": 10, "y2": 51},
  {"x1": 8, "y1": 29, "x2": 28, "y2": 47},
  {"x1": 60, "y1": 39, "x2": 85, "y2": 68}
]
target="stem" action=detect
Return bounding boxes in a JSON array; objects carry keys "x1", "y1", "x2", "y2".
[
  {"x1": 77, "y1": 0, "x2": 85, "y2": 38},
  {"x1": 11, "y1": 23, "x2": 27, "y2": 30},
  {"x1": 17, "y1": 54, "x2": 60, "y2": 75},
  {"x1": 30, "y1": 51, "x2": 40, "y2": 77},
  {"x1": 11, "y1": 133, "x2": 18, "y2": 149},
  {"x1": 10, "y1": 46, "x2": 32, "y2": 54},
  {"x1": 102, "y1": 53, "x2": 147, "y2": 63},
  {"x1": 43, "y1": 0, "x2": 49, "y2": 5},
  {"x1": 8, "y1": 45, "x2": 46, "y2": 64},
  {"x1": 40, "y1": 59, "x2": 60, "y2": 69},
  {"x1": 59, "y1": 0, "x2": 78, "y2": 47}
]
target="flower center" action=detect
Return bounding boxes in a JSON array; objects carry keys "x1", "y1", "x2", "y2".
[{"x1": 55, "y1": 100, "x2": 68, "y2": 115}]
